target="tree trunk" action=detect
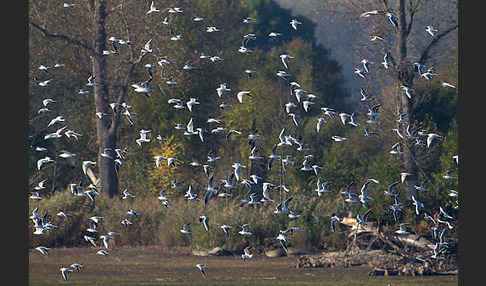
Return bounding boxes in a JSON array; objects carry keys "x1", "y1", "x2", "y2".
[
  {"x1": 93, "y1": 0, "x2": 118, "y2": 198},
  {"x1": 396, "y1": 0, "x2": 418, "y2": 200}
]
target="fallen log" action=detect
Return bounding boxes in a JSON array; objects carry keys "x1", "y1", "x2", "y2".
[{"x1": 393, "y1": 234, "x2": 435, "y2": 250}]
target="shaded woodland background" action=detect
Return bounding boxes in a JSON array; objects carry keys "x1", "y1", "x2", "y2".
[{"x1": 28, "y1": 0, "x2": 458, "y2": 251}]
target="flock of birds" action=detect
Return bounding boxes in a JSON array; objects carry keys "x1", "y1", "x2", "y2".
[{"x1": 30, "y1": 1, "x2": 458, "y2": 281}]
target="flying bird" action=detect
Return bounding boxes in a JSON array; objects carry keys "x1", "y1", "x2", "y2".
[{"x1": 290, "y1": 19, "x2": 302, "y2": 30}]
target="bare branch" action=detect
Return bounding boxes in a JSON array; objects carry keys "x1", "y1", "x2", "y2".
[
  {"x1": 106, "y1": 3, "x2": 123, "y2": 17},
  {"x1": 30, "y1": 21, "x2": 95, "y2": 55},
  {"x1": 418, "y1": 24, "x2": 458, "y2": 64},
  {"x1": 405, "y1": 0, "x2": 422, "y2": 37},
  {"x1": 382, "y1": 0, "x2": 389, "y2": 10}
]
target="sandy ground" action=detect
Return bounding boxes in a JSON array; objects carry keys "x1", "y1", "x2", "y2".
[{"x1": 29, "y1": 246, "x2": 458, "y2": 285}]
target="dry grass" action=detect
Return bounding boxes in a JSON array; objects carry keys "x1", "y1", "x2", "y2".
[{"x1": 29, "y1": 189, "x2": 348, "y2": 251}]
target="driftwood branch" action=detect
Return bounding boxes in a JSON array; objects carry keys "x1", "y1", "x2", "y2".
[
  {"x1": 30, "y1": 21, "x2": 95, "y2": 55},
  {"x1": 86, "y1": 166, "x2": 100, "y2": 186}
]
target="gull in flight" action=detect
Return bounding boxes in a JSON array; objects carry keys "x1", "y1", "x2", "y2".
[
  {"x1": 370, "y1": 35, "x2": 385, "y2": 41},
  {"x1": 221, "y1": 224, "x2": 232, "y2": 237},
  {"x1": 401, "y1": 85, "x2": 413, "y2": 99},
  {"x1": 389, "y1": 142, "x2": 402, "y2": 155},
  {"x1": 426, "y1": 25, "x2": 438, "y2": 36},
  {"x1": 206, "y1": 26, "x2": 220, "y2": 33},
  {"x1": 277, "y1": 128, "x2": 293, "y2": 147},
  {"x1": 330, "y1": 214, "x2": 343, "y2": 232},
  {"x1": 196, "y1": 264, "x2": 208, "y2": 278},
  {"x1": 168, "y1": 7, "x2": 183, "y2": 13},
  {"x1": 154, "y1": 155, "x2": 166, "y2": 168},
  {"x1": 276, "y1": 231, "x2": 290, "y2": 254},
  {"x1": 84, "y1": 235, "x2": 96, "y2": 247},
  {"x1": 248, "y1": 146, "x2": 264, "y2": 161},
  {"x1": 331, "y1": 135, "x2": 347, "y2": 142},
  {"x1": 122, "y1": 188, "x2": 136, "y2": 200},
  {"x1": 354, "y1": 67, "x2": 366, "y2": 79},
  {"x1": 136, "y1": 129, "x2": 151, "y2": 146},
  {"x1": 439, "y1": 206, "x2": 454, "y2": 220},
  {"x1": 39, "y1": 65, "x2": 51, "y2": 73},
  {"x1": 269, "y1": 32, "x2": 283, "y2": 38},
  {"x1": 60, "y1": 266, "x2": 73, "y2": 281},
  {"x1": 288, "y1": 210, "x2": 300, "y2": 219},
  {"x1": 290, "y1": 19, "x2": 302, "y2": 30},
  {"x1": 47, "y1": 116, "x2": 65, "y2": 128},
  {"x1": 360, "y1": 10, "x2": 381, "y2": 17},
  {"x1": 199, "y1": 216, "x2": 210, "y2": 232},
  {"x1": 382, "y1": 53, "x2": 393, "y2": 69},
  {"x1": 442, "y1": 82, "x2": 456, "y2": 88},
  {"x1": 361, "y1": 59, "x2": 372, "y2": 73},
  {"x1": 238, "y1": 224, "x2": 253, "y2": 236},
  {"x1": 56, "y1": 211, "x2": 71, "y2": 219},
  {"x1": 426, "y1": 133, "x2": 441, "y2": 148},
  {"x1": 35, "y1": 246, "x2": 49, "y2": 255},
  {"x1": 241, "y1": 246, "x2": 253, "y2": 261},
  {"x1": 232, "y1": 163, "x2": 246, "y2": 181},
  {"x1": 321, "y1": 107, "x2": 336, "y2": 119},
  {"x1": 276, "y1": 70, "x2": 291, "y2": 80},
  {"x1": 359, "y1": 179, "x2": 379, "y2": 204},
  {"x1": 70, "y1": 263, "x2": 84, "y2": 272},
  {"x1": 131, "y1": 80, "x2": 151, "y2": 97},
  {"x1": 180, "y1": 223, "x2": 191, "y2": 234},
  {"x1": 384, "y1": 181, "x2": 400, "y2": 197},
  {"x1": 292, "y1": 89, "x2": 307, "y2": 103},
  {"x1": 400, "y1": 172, "x2": 412, "y2": 183},
  {"x1": 280, "y1": 54, "x2": 294, "y2": 69},
  {"x1": 348, "y1": 113, "x2": 360, "y2": 127},
  {"x1": 38, "y1": 79, "x2": 52, "y2": 87},
  {"x1": 261, "y1": 182, "x2": 275, "y2": 203},
  {"x1": 339, "y1": 112, "x2": 351, "y2": 125},
  {"x1": 121, "y1": 218, "x2": 132, "y2": 228},
  {"x1": 141, "y1": 39, "x2": 152, "y2": 54},
  {"x1": 395, "y1": 223, "x2": 410, "y2": 235},
  {"x1": 30, "y1": 192, "x2": 42, "y2": 200},
  {"x1": 302, "y1": 100, "x2": 314, "y2": 112},
  {"x1": 274, "y1": 197, "x2": 293, "y2": 215},
  {"x1": 452, "y1": 155, "x2": 458, "y2": 165},
  {"x1": 300, "y1": 155, "x2": 313, "y2": 172},
  {"x1": 237, "y1": 91, "x2": 252, "y2": 103},
  {"x1": 364, "y1": 128, "x2": 377, "y2": 138},
  {"x1": 226, "y1": 129, "x2": 242, "y2": 142},
  {"x1": 267, "y1": 145, "x2": 281, "y2": 171},
  {"x1": 360, "y1": 88, "x2": 373, "y2": 102},
  {"x1": 37, "y1": 107, "x2": 50, "y2": 114},
  {"x1": 100, "y1": 235, "x2": 112, "y2": 249},
  {"x1": 216, "y1": 83, "x2": 231, "y2": 97},
  {"x1": 316, "y1": 118, "x2": 326, "y2": 133},
  {"x1": 288, "y1": 113, "x2": 299, "y2": 127},
  {"x1": 315, "y1": 178, "x2": 330, "y2": 196},
  {"x1": 64, "y1": 129, "x2": 82, "y2": 140},
  {"x1": 34, "y1": 179, "x2": 48, "y2": 191},
  {"x1": 186, "y1": 98, "x2": 200, "y2": 112},
  {"x1": 146, "y1": 1, "x2": 159, "y2": 14},
  {"x1": 97, "y1": 250, "x2": 109, "y2": 256},
  {"x1": 37, "y1": 156, "x2": 54, "y2": 170},
  {"x1": 411, "y1": 195, "x2": 424, "y2": 215},
  {"x1": 356, "y1": 209, "x2": 372, "y2": 227},
  {"x1": 386, "y1": 12, "x2": 398, "y2": 29},
  {"x1": 127, "y1": 209, "x2": 140, "y2": 217},
  {"x1": 43, "y1": 98, "x2": 56, "y2": 107}
]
